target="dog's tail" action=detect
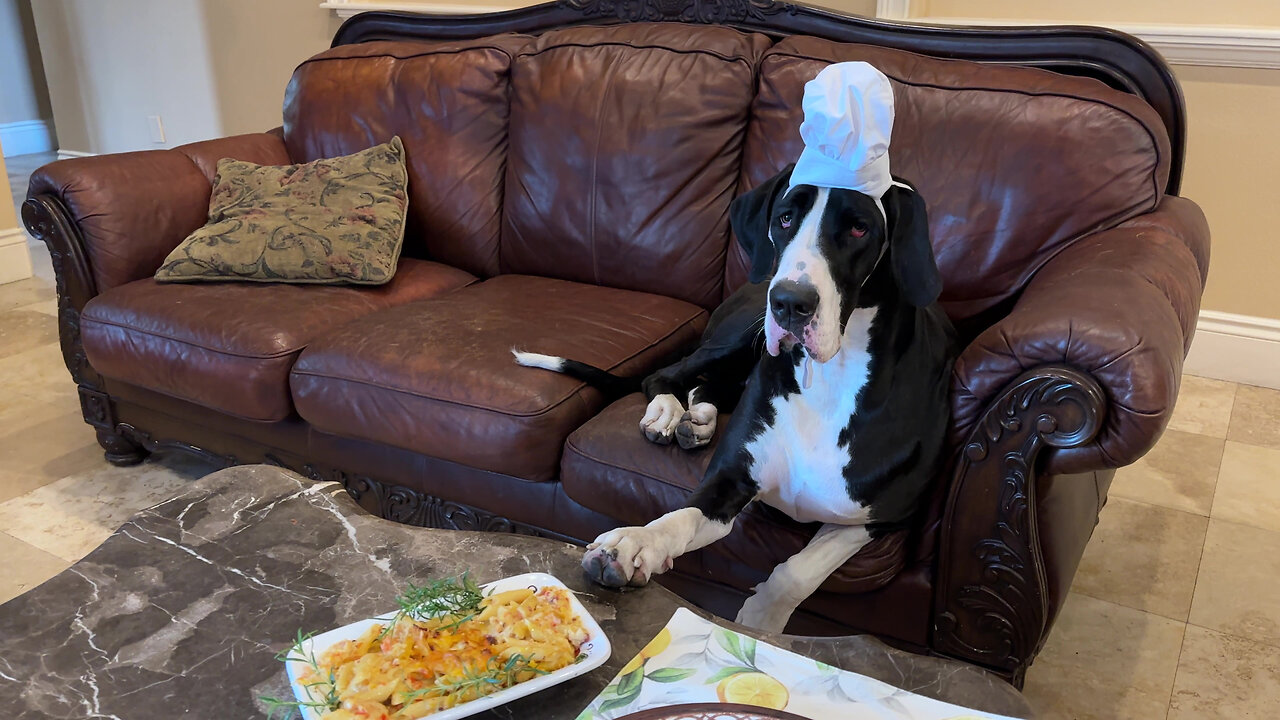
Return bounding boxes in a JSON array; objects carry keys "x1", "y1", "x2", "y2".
[{"x1": 511, "y1": 349, "x2": 642, "y2": 397}]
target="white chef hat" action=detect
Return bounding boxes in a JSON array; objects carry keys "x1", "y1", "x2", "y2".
[{"x1": 789, "y1": 61, "x2": 896, "y2": 219}]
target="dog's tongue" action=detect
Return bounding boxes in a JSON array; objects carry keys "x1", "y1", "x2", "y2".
[{"x1": 764, "y1": 314, "x2": 787, "y2": 357}]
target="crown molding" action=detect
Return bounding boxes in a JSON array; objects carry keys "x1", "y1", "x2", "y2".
[
  {"x1": 1115, "y1": 23, "x2": 1280, "y2": 69},
  {"x1": 321, "y1": 0, "x2": 1280, "y2": 69},
  {"x1": 874, "y1": 0, "x2": 910, "y2": 21},
  {"x1": 320, "y1": 0, "x2": 517, "y2": 17},
  {"x1": 924, "y1": 17, "x2": 1280, "y2": 69},
  {"x1": 875, "y1": 1, "x2": 1280, "y2": 69}
]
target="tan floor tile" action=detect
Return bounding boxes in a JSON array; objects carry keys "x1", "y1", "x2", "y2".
[
  {"x1": 0, "y1": 385, "x2": 82, "y2": 438},
  {"x1": 1168, "y1": 625, "x2": 1280, "y2": 718},
  {"x1": 1023, "y1": 593, "x2": 1184, "y2": 720},
  {"x1": 0, "y1": 411, "x2": 103, "y2": 503},
  {"x1": 20, "y1": 297, "x2": 58, "y2": 317},
  {"x1": 0, "y1": 453, "x2": 218, "y2": 563},
  {"x1": 0, "y1": 339, "x2": 72, "y2": 390},
  {"x1": 0, "y1": 530, "x2": 70, "y2": 604},
  {"x1": 0, "y1": 275, "x2": 55, "y2": 313},
  {"x1": 1227, "y1": 384, "x2": 1280, "y2": 450},
  {"x1": 1109, "y1": 429, "x2": 1223, "y2": 516},
  {"x1": 1167, "y1": 375, "x2": 1237, "y2": 438},
  {"x1": 0, "y1": 468, "x2": 80, "y2": 507},
  {"x1": 0, "y1": 308, "x2": 59, "y2": 360},
  {"x1": 0, "y1": 471, "x2": 65, "y2": 507},
  {"x1": 1189, "y1": 519, "x2": 1280, "y2": 647},
  {"x1": 0, "y1": 341, "x2": 80, "y2": 431},
  {"x1": 1072, "y1": 497, "x2": 1207, "y2": 621},
  {"x1": 1212, "y1": 441, "x2": 1280, "y2": 533}
]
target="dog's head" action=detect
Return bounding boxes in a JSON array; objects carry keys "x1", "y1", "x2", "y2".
[{"x1": 730, "y1": 164, "x2": 941, "y2": 363}]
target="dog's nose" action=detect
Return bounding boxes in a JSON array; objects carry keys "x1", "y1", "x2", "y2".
[{"x1": 770, "y1": 280, "x2": 819, "y2": 330}]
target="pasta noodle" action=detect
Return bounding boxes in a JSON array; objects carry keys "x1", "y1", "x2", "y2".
[{"x1": 296, "y1": 586, "x2": 589, "y2": 719}]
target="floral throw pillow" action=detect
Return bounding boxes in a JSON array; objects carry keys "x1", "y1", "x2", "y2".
[{"x1": 155, "y1": 137, "x2": 408, "y2": 285}]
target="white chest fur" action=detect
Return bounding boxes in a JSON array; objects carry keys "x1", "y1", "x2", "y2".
[{"x1": 746, "y1": 306, "x2": 878, "y2": 524}]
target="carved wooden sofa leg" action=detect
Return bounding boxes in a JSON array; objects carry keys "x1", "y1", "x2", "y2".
[
  {"x1": 76, "y1": 386, "x2": 149, "y2": 466},
  {"x1": 25, "y1": 195, "x2": 153, "y2": 468},
  {"x1": 96, "y1": 427, "x2": 150, "y2": 466}
]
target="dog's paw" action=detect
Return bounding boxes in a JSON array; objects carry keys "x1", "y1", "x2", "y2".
[
  {"x1": 582, "y1": 527, "x2": 674, "y2": 588},
  {"x1": 675, "y1": 402, "x2": 717, "y2": 450},
  {"x1": 640, "y1": 394, "x2": 684, "y2": 445},
  {"x1": 735, "y1": 591, "x2": 793, "y2": 634}
]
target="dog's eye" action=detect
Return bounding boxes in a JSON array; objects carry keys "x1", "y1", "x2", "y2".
[
  {"x1": 850, "y1": 222, "x2": 868, "y2": 238},
  {"x1": 779, "y1": 213, "x2": 793, "y2": 229}
]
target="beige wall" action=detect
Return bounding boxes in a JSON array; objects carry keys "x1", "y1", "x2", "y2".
[
  {"x1": 30, "y1": 0, "x2": 222, "y2": 154},
  {"x1": 0, "y1": 149, "x2": 32, "y2": 285},
  {"x1": 23, "y1": 0, "x2": 1277, "y2": 318},
  {"x1": 200, "y1": 0, "x2": 343, "y2": 137},
  {"x1": 0, "y1": 0, "x2": 52, "y2": 126},
  {"x1": 0, "y1": 152, "x2": 16, "y2": 230},
  {"x1": 340, "y1": 0, "x2": 880, "y2": 14},
  {"x1": 0, "y1": 2, "x2": 33, "y2": 279},
  {"x1": 29, "y1": 0, "x2": 339, "y2": 155},
  {"x1": 809, "y1": 0, "x2": 877, "y2": 17},
  {"x1": 1176, "y1": 65, "x2": 1280, "y2": 318},
  {"x1": 906, "y1": 0, "x2": 1280, "y2": 321}
]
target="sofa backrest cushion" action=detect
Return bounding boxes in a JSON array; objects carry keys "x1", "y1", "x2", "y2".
[
  {"x1": 500, "y1": 24, "x2": 772, "y2": 309},
  {"x1": 731, "y1": 37, "x2": 1172, "y2": 321},
  {"x1": 282, "y1": 36, "x2": 530, "y2": 277}
]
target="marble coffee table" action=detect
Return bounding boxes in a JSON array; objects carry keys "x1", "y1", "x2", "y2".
[{"x1": 0, "y1": 464, "x2": 1031, "y2": 719}]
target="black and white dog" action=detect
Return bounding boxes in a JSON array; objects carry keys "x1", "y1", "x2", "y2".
[{"x1": 514, "y1": 165, "x2": 956, "y2": 632}]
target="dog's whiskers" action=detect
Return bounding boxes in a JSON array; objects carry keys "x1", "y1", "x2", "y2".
[{"x1": 751, "y1": 312, "x2": 768, "y2": 351}]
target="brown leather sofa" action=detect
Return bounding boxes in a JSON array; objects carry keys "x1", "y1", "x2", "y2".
[{"x1": 23, "y1": 4, "x2": 1208, "y2": 685}]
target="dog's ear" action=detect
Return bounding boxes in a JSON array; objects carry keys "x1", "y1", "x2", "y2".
[
  {"x1": 883, "y1": 182, "x2": 942, "y2": 307},
  {"x1": 730, "y1": 164, "x2": 794, "y2": 284}
]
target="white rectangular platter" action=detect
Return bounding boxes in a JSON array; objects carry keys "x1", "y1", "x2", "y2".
[{"x1": 285, "y1": 572, "x2": 611, "y2": 719}]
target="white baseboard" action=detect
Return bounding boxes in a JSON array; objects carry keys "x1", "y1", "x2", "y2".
[
  {"x1": 0, "y1": 120, "x2": 54, "y2": 157},
  {"x1": 1185, "y1": 311, "x2": 1280, "y2": 389},
  {"x1": 0, "y1": 228, "x2": 35, "y2": 285},
  {"x1": 56, "y1": 149, "x2": 96, "y2": 160}
]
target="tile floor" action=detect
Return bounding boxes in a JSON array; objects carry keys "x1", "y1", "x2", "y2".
[{"x1": 3, "y1": 152, "x2": 1280, "y2": 718}]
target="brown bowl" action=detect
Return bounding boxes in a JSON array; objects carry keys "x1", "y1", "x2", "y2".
[{"x1": 617, "y1": 703, "x2": 812, "y2": 720}]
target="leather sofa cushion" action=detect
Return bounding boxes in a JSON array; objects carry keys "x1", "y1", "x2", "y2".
[
  {"x1": 283, "y1": 35, "x2": 531, "y2": 277},
  {"x1": 289, "y1": 275, "x2": 708, "y2": 482},
  {"x1": 561, "y1": 394, "x2": 910, "y2": 594},
  {"x1": 500, "y1": 24, "x2": 771, "y2": 309},
  {"x1": 80, "y1": 259, "x2": 475, "y2": 422},
  {"x1": 730, "y1": 37, "x2": 1171, "y2": 320}
]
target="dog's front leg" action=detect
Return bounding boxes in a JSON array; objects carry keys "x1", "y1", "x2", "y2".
[
  {"x1": 582, "y1": 508, "x2": 734, "y2": 588},
  {"x1": 638, "y1": 393, "x2": 687, "y2": 445},
  {"x1": 584, "y1": 465, "x2": 758, "y2": 588},
  {"x1": 736, "y1": 523, "x2": 872, "y2": 633}
]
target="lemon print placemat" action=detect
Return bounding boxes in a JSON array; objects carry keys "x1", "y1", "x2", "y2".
[{"x1": 576, "y1": 608, "x2": 1016, "y2": 720}]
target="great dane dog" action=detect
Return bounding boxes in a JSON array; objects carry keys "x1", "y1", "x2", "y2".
[{"x1": 514, "y1": 164, "x2": 956, "y2": 632}]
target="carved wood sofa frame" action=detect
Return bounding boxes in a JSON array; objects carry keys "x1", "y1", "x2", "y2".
[{"x1": 22, "y1": 0, "x2": 1185, "y2": 687}]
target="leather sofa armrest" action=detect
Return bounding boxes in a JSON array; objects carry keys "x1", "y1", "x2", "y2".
[
  {"x1": 23, "y1": 132, "x2": 292, "y2": 300},
  {"x1": 931, "y1": 196, "x2": 1208, "y2": 682},
  {"x1": 951, "y1": 195, "x2": 1210, "y2": 475}
]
